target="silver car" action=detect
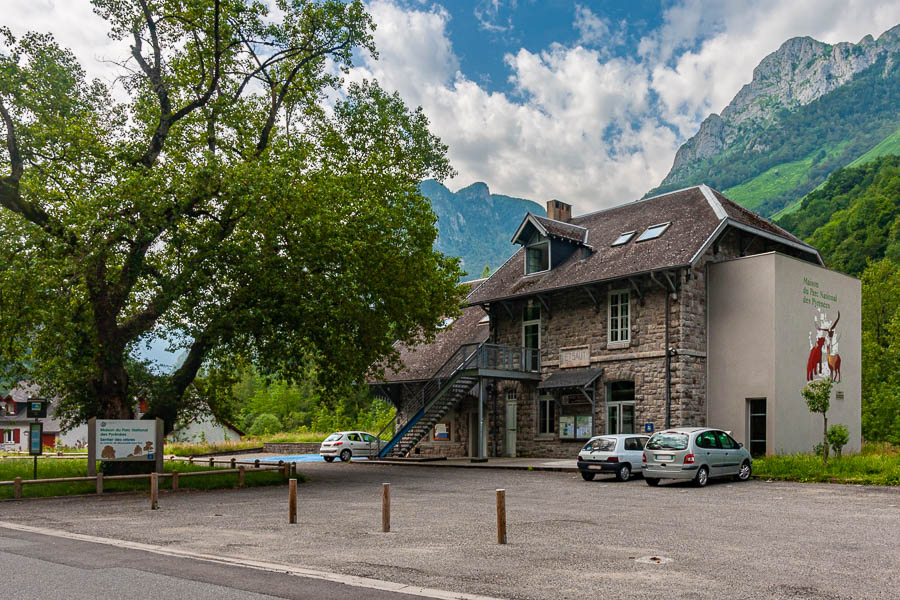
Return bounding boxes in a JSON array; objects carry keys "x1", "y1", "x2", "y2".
[
  {"x1": 319, "y1": 431, "x2": 378, "y2": 462},
  {"x1": 642, "y1": 427, "x2": 752, "y2": 487},
  {"x1": 577, "y1": 434, "x2": 649, "y2": 482}
]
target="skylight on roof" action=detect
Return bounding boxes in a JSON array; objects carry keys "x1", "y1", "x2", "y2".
[
  {"x1": 611, "y1": 231, "x2": 635, "y2": 246},
  {"x1": 636, "y1": 222, "x2": 671, "y2": 242}
]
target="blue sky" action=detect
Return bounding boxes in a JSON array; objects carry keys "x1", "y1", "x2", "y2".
[{"x1": 7, "y1": 0, "x2": 900, "y2": 211}]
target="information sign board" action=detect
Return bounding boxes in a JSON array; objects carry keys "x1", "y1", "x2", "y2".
[
  {"x1": 559, "y1": 416, "x2": 575, "y2": 439},
  {"x1": 575, "y1": 415, "x2": 592, "y2": 439},
  {"x1": 96, "y1": 420, "x2": 158, "y2": 461},
  {"x1": 27, "y1": 400, "x2": 48, "y2": 418},
  {"x1": 29, "y1": 423, "x2": 43, "y2": 455}
]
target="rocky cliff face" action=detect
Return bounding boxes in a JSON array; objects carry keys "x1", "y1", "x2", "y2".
[
  {"x1": 663, "y1": 25, "x2": 900, "y2": 186},
  {"x1": 420, "y1": 180, "x2": 543, "y2": 278}
]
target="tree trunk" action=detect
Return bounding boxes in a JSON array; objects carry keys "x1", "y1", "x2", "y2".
[
  {"x1": 93, "y1": 355, "x2": 132, "y2": 420},
  {"x1": 822, "y1": 414, "x2": 829, "y2": 467}
]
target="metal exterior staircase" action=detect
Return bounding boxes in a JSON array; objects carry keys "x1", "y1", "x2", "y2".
[{"x1": 376, "y1": 342, "x2": 540, "y2": 458}]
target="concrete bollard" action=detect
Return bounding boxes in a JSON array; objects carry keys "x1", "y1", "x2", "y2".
[
  {"x1": 238, "y1": 466, "x2": 245, "y2": 487},
  {"x1": 13, "y1": 477, "x2": 22, "y2": 500},
  {"x1": 96, "y1": 472, "x2": 104, "y2": 495},
  {"x1": 172, "y1": 471, "x2": 179, "y2": 490},
  {"x1": 382, "y1": 483, "x2": 391, "y2": 533},
  {"x1": 496, "y1": 489, "x2": 507, "y2": 544},
  {"x1": 150, "y1": 473, "x2": 159, "y2": 510},
  {"x1": 289, "y1": 479, "x2": 298, "y2": 524}
]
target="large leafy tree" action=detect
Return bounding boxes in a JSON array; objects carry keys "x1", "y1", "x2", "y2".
[{"x1": 0, "y1": 0, "x2": 462, "y2": 432}]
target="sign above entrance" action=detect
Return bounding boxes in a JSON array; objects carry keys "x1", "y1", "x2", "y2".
[{"x1": 559, "y1": 345, "x2": 590, "y2": 368}]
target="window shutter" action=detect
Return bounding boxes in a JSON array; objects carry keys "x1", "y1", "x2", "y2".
[{"x1": 14, "y1": 428, "x2": 21, "y2": 443}]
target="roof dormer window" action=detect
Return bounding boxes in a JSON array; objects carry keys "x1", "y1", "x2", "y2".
[
  {"x1": 611, "y1": 231, "x2": 636, "y2": 246},
  {"x1": 636, "y1": 222, "x2": 671, "y2": 242},
  {"x1": 525, "y1": 239, "x2": 550, "y2": 275}
]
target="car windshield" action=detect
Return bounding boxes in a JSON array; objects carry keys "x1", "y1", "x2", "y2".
[
  {"x1": 583, "y1": 438, "x2": 616, "y2": 452},
  {"x1": 646, "y1": 432, "x2": 689, "y2": 450},
  {"x1": 324, "y1": 434, "x2": 343, "y2": 442}
]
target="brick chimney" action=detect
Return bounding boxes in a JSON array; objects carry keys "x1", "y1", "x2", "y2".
[{"x1": 546, "y1": 199, "x2": 572, "y2": 223}]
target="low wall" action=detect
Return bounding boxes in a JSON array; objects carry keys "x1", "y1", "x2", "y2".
[{"x1": 263, "y1": 442, "x2": 321, "y2": 455}]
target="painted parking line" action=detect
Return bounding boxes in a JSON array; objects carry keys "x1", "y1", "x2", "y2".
[
  {"x1": 257, "y1": 454, "x2": 371, "y2": 463},
  {"x1": 0, "y1": 521, "x2": 499, "y2": 600}
]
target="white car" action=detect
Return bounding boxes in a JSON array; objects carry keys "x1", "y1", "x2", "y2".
[
  {"x1": 576, "y1": 434, "x2": 650, "y2": 481},
  {"x1": 319, "y1": 431, "x2": 379, "y2": 462}
]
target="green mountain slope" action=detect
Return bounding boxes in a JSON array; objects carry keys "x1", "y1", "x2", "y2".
[
  {"x1": 847, "y1": 126, "x2": 900, "y2": 168},
  {"x1": 420, "y1": 180, "x2": 543, "y2": 279},
  {"x1": 776, "y1": 155, "x2": 900, "y2": 275},
  {"x1": 650, "y1": 53, "x2": 900, "y2": 217}
]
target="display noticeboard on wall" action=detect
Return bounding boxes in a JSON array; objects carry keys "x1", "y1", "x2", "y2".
[
  {"x1": 96, "y1": 420, "x2": 158, "y2": 461},
  {"x1": 575, "y1": 416, "x2": 592, "y2": 439},
  {"x1": 559, "y1": 416, "x2": 575, "y2": 439}
]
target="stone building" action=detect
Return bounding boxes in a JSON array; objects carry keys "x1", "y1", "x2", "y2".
[{"x1": 371, "y1": 185, "x2": 860, "y2": 459}]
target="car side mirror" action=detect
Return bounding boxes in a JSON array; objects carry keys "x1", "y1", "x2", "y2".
[{"x1": 738, "y1": 442, "x2": 743, "y2": 448}]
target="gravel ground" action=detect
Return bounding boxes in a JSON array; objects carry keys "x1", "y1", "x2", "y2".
[{"x1": 2, "y1": 462, "x2": 899, "y2": 599}]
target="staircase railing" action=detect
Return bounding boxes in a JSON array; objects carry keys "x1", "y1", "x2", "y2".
[{"x1": 375, "y1": 343, "x2": 541, "y2": 457}]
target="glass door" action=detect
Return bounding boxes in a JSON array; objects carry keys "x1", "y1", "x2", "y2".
[
  {"x1": 607, "y1": 404, "x2": 619, "y2": 435},
  {"x1": 606, "y1": 403, "x2": 635, "y2": 434}
]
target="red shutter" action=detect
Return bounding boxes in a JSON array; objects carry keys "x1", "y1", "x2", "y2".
[{"x1": 14, "y1": 428, "x2": 21, "y2": 443}]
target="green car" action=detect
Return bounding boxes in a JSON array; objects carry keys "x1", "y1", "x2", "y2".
[{"x1": 642, "y1": 427, "x2": 752, "y2": 487}]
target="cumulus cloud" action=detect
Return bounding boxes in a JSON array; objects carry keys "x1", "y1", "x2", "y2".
[
  {"x1": 6, "y1": 0, "x2": 900, "y2": 212},
  {"x1": 573, "y1": 4, "x2": 626, "y2": 54}
]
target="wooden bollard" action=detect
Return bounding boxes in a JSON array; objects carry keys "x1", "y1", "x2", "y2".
[
  {"x1": 13, "y1": 477, "x2": 22, "y2": 499},
  {"x1": 283, "y1": 462, "x2": 290, "y2": 479},
  {"x1": 230, "y1": 458, "x2": 236, "y2": 469},
  {"x1": 238, "y1": 466, "x2": 245, "y2": 487},
  {"x1": 382, "y1": 483, "x2": 391, "y2": 533},
  {"x1": 171, "y1": 471, "x2": 179, "y2": 490},
  {"x1": 96, "y1": 472, "x2": 104, "y2": 495},
  {"x1": 289, "y1": 479, "x2": 298, "y2": 524},
  {"x1": 189, "y1": 456, "x2": 194, "y2": 464},
  {"x1": 254, "y1": 459, "x2": 260, "y2": 468},
  {"x1": 150, "y1": 473, "x2": 159, "y2": 510},
  {"x1": 496, "y1": 489, "x2": 507, "y2": 544},
  {"x1": 208, "y1": 457, "x2": 215, "y2": 468}
]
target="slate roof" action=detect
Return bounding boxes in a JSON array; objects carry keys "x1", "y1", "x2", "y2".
[
  {"x1": 537, "y1": 368, "x2": 604, "y2": 390},
  {"x1": 468, "y1": 185, "x2": 820, "y2": 305},
  {"x1": 377, "y1": 281, "x2": 491, "y2": 384},
  {"x1": 531, "y1": 215, "x2": 589, "y2": 245}
]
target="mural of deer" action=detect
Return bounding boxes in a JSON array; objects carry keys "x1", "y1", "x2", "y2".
[
  {"x1": 818, "y1": 312, "x2": 841, "y2": 383},
  {"x1": 807, "y1": 336, "x2": 826, "y2": 381}
]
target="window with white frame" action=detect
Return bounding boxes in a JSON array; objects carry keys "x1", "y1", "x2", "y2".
[
  {"x1": 538, "y1": 397, "x2": 555, "y2": 435},
  {"x1": 525, "y1": 240, "x2": 550, "y2": 274},
  {"x1": 608, "y1": 290, "x2": 630, "y2": 344},
  {"x1": 2, "y1": 429, "x2": 14, "y2": 443},
  {"x1": 506, "y1": 389, "x2": 517, "y2": 402},
  {"x1": 523, "y1": 302, "x2": 540, "y2": 370}
]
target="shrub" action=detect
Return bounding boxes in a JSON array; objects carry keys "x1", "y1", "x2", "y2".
[
  {"x1": 248, "y1": 413, "x2": 282, "y2": 436},
  {"x1": 827, "y1": 424, "x2": 850, "y2": 458}
]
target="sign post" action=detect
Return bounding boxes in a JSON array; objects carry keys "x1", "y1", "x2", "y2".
[
  {"x1": 87, "y1": 418, "x2": 165, "y2": 475},
  {"x1": 29, "y1": 422, "x2": 42, "y2": 479}
]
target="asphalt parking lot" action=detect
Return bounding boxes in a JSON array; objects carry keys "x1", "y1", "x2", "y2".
[{"x1": 2, "y1": 462, "x2": 898, "y2": 599}]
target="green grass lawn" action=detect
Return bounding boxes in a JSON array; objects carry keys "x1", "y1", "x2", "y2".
[
  {"x1": 753, "y1": 443, "x2": 900, "y2": 485},
  {"x1": 0, "y1": 458, "x2": 295, "y2": 499}
]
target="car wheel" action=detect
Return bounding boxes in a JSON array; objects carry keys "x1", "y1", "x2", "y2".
[
  {"x1": 323, "y1": 456, "x2": 335, "y2": 463},
  {"x1": 694, "y1": 465, "x2": 709, "y2": 487},
  {"x1": 339, "y1": 449, "x2": 352, "y2": 462},
  {"x1": 580, "y1": 471, "x2": 595, "y2": 481},
  {"x1": 616, "y1": 464, "x2": 631, "y2": 482},
  {"x1": 645, "y1": 477, "x2": 660, "y2": 486},
  {"x1": 735, "y1": 461, "x2": 751, "y2": 481}
]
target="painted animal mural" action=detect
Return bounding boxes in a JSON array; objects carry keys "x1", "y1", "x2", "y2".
[
  {"x1": 806, "y1": 336, "x2": 826, "y2": 381},
  {"x1": 807, "y1": 311, "x2": 842, "y2": 382},
  {"x1": 818, "y1": 311, "x2": 841, "y2": 383}
]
